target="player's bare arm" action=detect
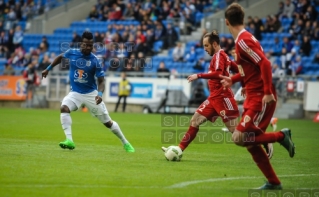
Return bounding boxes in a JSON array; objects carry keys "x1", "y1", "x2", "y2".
[
  {"x1": 95, "y1": 77, "x2": 105, "y2": 105},
  {"x1": 41, "y1": 54, "x2": 64, "y2": 78}
]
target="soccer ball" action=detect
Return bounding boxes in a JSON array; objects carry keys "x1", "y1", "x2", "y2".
[{"x1": 164, "y1": 146, "x2": 183, "y2": 161}]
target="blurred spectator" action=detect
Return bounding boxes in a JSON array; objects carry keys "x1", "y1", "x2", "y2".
[
  {"x1": 88, "y1": 6, "x2": 99, "y2": 20},
  {"x1": 23, "y1": 60, "x2": 38, "y2": 108},
  {"x1": 145, "y1": 29, "x2": 155, "y2": 52},
  {"x1": 13, "y1": 26, "x2": 23, "y2": 49},
  {"x1": 193, "y1": 57, "x2": 205, "y2": 72},
  {"x1": 291, "y1": 19, "x2": 304, "y2": 39},
  {"x1": 172, "y1": 42, "x2": 185, "y2": 62},
  {"x1": 122, "y1": 60, "x2": 135, "y2": 72},
  {"x1": 94, "y1": 32, "x2": 103, "y2": 43},
  {"x1": 134, "y1": 52, "x2": 145, "y2": 74},
  {"x1": 185, "y1": 47, "x2": 197, "y2": 62},
  {"x1": 271, "y1": 37, "x2": 282, "y2": 56},
  {"x1": 280, "y1": 47, "x2": 291, "y2": 69},
  {"x1": 3, "y1": 63, "x2": 15, "y2": 75},
  {"x1": 312, "y1": 53, "x2": 319, "y2": 63},
  {"x1": 109, "y1": 3, "x2": 122, "y2": 21},
  {"x1": 157, "y1": 61, "x2": 170, "y2": 78},
  {"x1": 276, "y1": 1, "x2": 285, "y2": 18},
  {"x1": 265, "y1": 15, "x2": 281, "y2": 32},
  {"x1": 272, "y1": 63, "x2": 284, "y2": 78},
  {"x1": 310, "y1": 22, "x2": 319, "y2": 40},
  {"x1": 291, "y1": 39, "x2": 301, "y2": 54},
  {"x1": 302, "y1": 20, "x2": 312, "y2": 37},
  {"x1": 39, "y1": 36, "x2": 49, "y2": 51},
  {"x1": 282, "y1": 0, "x2": 295, "y2": 18},
  {"x1": 288, "y1": 56, "x2": 302, "y2": 76},
  {"x1": 253, "y1": 16, "x2": 264, "y2": 40},
  {"x1": 246, "y1": 16, "x2": 254, "y2": 27},
  {"x1": 303, "y1": 6, "x2": 317, "y2": 21},
  {"x1": 123, "y1": 3, "x2": 134, "y2": 19},
  {"x1": 165, "y1": 23, "x2": 178, "y2": 49},
  {"x1": 134, "y1": 38, "x2": 146, "y2": 56},
  {"x1": 282, "y1": 37, "x2": 293, "y2": 52},
  {"x1": 38, "y1": 54, "x2": 51, "y2": 71},
  {"x1": 71, "y1": 32, "x2": 81, "y2": 48},
  {"x1": 300, "y1": 35, "x2": 312, "y2": 56}
]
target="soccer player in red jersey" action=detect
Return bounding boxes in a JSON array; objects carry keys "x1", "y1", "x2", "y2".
[
  {"x1": 220, "y1": 3, "x2": 295, "y2": 189},
  {"x1": 162, "y1": 30, "x2": 239, "y2": 152}
]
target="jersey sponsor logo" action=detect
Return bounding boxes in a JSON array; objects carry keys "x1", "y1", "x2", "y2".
[
  {"x1": 240, "y1": 115, "x2": 251, "y2": 127},
  {"x1": 74, "y1": 69, "x2": 88, "y2": 83}
]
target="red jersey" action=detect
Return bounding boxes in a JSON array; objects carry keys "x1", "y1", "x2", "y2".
[
  {"x1": 232, "y1": 29, "x2": 273, "y2": 96},
  {"x1": 198, "y1": 49, "x2": 233, "y2": 98}
]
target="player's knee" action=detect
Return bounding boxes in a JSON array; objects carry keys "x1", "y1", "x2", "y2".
[
  {"x1": 104, "y1": 120, "x2": 113, "y2": 128},
  {"x1": 60, "y1": 105, "x2": 70, "y2": 113},
  {"x1": 232, "y1": 131, "x2": 245, "y2": 146},
  {"x1": 227, "y1": 126, "x2": 236, "y2": 133},
  {"x1": 190, "y1": 114, "x2": 206, "y2": 127}
]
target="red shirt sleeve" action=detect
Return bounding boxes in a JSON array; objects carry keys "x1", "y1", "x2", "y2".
[
  {"x1": 198, "y1": 71, "x2": 222, "y2": 79},
  {"x1": 237, "y1": 38, "x2": 272, "y2": 94},
  {"x1": 229, "y1": 61, "x2": 245, "y2": 87},
  {"x1": 198, "y1": 51, "x2": 225, "y2": 79}
]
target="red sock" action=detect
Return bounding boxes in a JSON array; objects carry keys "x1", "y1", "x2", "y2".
[
  {"x1": 179, "y1": 126, "x2": 199, "y2": 150},
  {"x1": 244, "y1": 132, "x2": 284, "y2": 146},
  {"x1": 248, "y1": 146, "x2": 281, "y2": 185}
]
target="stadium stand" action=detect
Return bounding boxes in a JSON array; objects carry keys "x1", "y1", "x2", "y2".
[{"x1": 0, "y1": 0, "x2": 318, "y2": 78}]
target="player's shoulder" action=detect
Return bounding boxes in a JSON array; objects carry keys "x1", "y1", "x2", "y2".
[
  {"x1": 65, "y1": 48, "x2": 81, "y2": 55},
  {"x1": 237, "y1": 31, "x2": 259, "y2": 46}
]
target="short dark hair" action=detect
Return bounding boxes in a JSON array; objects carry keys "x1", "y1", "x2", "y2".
[
  {"x1": 203, "y1": 30, "x2": 220, "y2": 44},
  {"x1": 82, "y1": 31, "x2": 94, "y2": 41},
  {"x1": 225, "y1": 3, "x2": 245, "y2": 26}
]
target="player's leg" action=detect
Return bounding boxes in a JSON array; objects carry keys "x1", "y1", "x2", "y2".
[
  {"x1": 231, "y1": 110, "x2": 282, "y2": 189},
  {"x1": 233, "y1": 107, "x2": 295, "y2": 157},
  {"x1": 59, "y1": 92, "x2": 82, "y2": 150},
  {"x1": 178, "y1": 99, "x2": 216, "y2": 151},
  {"x1": 178, "y1": 112, "x2": 209, "y2": 151},
  {"x1": 84, "y1": 92, "x2": 134, "y2": 152},
  {"x1": 122, "y1": 96, "x2": 127, "y2": 112},
  {"x1": 247, "y1": 145, "x2": 282, "y2": 189},
  {"x1": 114, "y1": 96, "x2": 122, "y2": 112}
]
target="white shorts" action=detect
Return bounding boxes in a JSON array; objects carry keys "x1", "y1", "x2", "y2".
[{"x1": 61, "y1": 90, "x2": 108, "y2": 116}]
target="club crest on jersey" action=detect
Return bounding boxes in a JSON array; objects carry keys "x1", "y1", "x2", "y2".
[
  {"x1": 241, "y1": 115, "x2": 251, "y2": 127},
  {"x1": 74, "y1": 69, "x2": 88, "y2": 83},
  {"x1": 220, "y1": 110, "x2": 228, "y2": 119},
  {"x1": 86, "y1": 60, "x2": 91, "y2": 66}
]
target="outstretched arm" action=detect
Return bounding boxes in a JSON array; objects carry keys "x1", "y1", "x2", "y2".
[
  {"x1": 95, "y1": 77, "x2": 105, "y2": 105},
  {"x1": 41, "y1": 54, "x2": 63, "y2": 78}
]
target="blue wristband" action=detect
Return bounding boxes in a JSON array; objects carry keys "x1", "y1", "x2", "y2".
[
  {"x1": 98, "y1": 92, "x2": 103, "y2": 97},
  {"x1": 46, "y1": 65, "x2": 52, "y2": 71}
]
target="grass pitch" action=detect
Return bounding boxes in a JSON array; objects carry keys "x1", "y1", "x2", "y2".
[{"x1": 0, "y1": 108, "x2": 318, "y2": 197}]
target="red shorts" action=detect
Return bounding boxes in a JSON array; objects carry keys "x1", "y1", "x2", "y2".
[
  {"x1": 237, "y1": 86, "x2": 277, "y2": 135},
  {"x1": 196, "y1": 97, "x2": 239, "y2": 123}
]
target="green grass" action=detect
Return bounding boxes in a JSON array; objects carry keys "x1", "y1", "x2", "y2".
[{"x1": 0, "y1": 108, "x2": 318, "y2": 197}]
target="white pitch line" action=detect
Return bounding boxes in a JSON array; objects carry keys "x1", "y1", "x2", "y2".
[
  {"x1": 167, "y1": 174, "x2": 319, "y2": 188},
  {"x1": 0, "y1": 174, "x2": 318, "y2": 189}
]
